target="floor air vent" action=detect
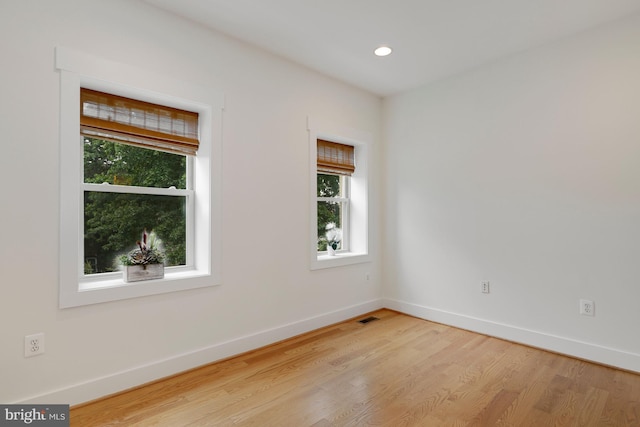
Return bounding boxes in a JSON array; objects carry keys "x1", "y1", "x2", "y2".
[{"x1": 358, "y1": 316, "x2": 379, "y2": 324}]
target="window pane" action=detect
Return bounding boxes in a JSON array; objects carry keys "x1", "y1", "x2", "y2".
[
  {"x1": 317, "y1": 201, "x2": 342, "y2": 251},
  {"x1": 317, "y1": 173, "x2": 342, "y2": 197},
  {"x1": 84, "y1": 137, "x2": 186, "y2": 189},
  {"x1": 84, "y1": 192, "x2": 186, "y2": 274}
]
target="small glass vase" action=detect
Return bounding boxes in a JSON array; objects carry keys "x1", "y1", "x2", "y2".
[{"x1": 327, "y1": 245, "x2": 336, "y2": 256}]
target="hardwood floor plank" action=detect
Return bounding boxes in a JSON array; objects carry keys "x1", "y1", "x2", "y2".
[
  {"x1": 466, "y1": 389, "x2": 520, "y2": 427},
  {"x1": 576, "y1": 386, "x2": 610, "y2": 427},
  {"x1": 71, "y1": 310, "x2": 640, "y2": 426}
]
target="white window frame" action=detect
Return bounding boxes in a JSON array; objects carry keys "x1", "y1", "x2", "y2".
[
  {"x1": 308, "y1": 117, "x2": 371, "y2": 270},
  {"x1": 56, "y1": 47, "x2": 223, "y2": 308}
]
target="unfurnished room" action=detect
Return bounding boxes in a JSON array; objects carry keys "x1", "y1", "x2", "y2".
[{"x1": 2, "y1": 1, "x2": 640, "y2": 425}]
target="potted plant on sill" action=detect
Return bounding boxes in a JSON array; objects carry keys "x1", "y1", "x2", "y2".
[
  {"x1": 118, "y1": 229, "x2": 165, "y2": 282},
  {"x1": 325, "y1": 222, "x2": 342, "y2": 256}
]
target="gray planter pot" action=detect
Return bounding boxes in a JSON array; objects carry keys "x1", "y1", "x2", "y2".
[{"x1": 123, "y1": 264, "x2": 164, "y2": 283}]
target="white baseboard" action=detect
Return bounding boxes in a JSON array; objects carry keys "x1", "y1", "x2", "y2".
[
  {"x1": 384, "y1": 298, "x2": 640, "y2": 373},
  {"x1": 22, "y1": 297, "x2": 638, "y2": 406},
  {"x1": 18, "y1": 299, "x2": 384, "y2": 405}
]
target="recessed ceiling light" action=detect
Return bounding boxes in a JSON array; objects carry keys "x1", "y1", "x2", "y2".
[{"x1": 374, "y1": 46, "x2": 392, "y2": 57}]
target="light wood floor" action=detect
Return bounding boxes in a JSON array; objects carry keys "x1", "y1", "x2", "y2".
[{"x1": 71, "y1": 309, "x2": 640, "y2": 426}]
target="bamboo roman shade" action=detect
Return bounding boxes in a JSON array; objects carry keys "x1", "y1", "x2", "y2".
[
  {"x1": 80, "y1": 88, "x2": 199, "y2": 156},
  {"x1": 317, "y1": 139, "x2": 355, "y2": 176}
]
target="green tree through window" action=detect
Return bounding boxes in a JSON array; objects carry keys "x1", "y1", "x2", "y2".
[
  {"x1": 83, "y1": 138, "x2": 187, "y2": 273},
  {"x1": 317, "y1": 173, "x2": 343, "y2": 251}
]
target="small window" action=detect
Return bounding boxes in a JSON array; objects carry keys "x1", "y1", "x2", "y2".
[
  {"x1": 316, "y1": 140, "x2": 354, "y2": 253},
  {"x1": 308, "y1": 119, "x2": 371, "y2": 270},
  {"x1": 317, "y1": 173, "x2": 349, "y2": 252}
]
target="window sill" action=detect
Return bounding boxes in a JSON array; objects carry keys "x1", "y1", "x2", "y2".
[
  {"x1": 311, "y1": 251, "x2": 371, "y2": 270},
  {"x1": 60, "y1": 268, "x2": 217, "y2": 308}
]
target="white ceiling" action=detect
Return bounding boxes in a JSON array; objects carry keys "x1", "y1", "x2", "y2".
[{"x1": 144, "y1": 0, "x2": 640, "y2": 96}]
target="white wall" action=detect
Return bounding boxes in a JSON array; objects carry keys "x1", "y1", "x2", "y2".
[
  {"x1": 0, "y1": 0, "x2": 382, "y2": 404},
  {"x1": 383, "y1": 13, "x2": 640, "y2": 371}
]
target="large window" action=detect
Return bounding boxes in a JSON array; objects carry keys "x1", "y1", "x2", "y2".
[
  {"x1": 308, "y1": 119, "x2": 371, "y2": 269},
  {"x1": 57, "y1": 47, "x2": 222, "y2": 308},
  {"x1": 81, "y1": 89, "x2": 195, "y2": 275}
]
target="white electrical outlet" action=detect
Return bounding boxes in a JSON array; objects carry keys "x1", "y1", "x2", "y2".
[
  {"x1": 24, "y1": 333, "x2": 45, "y2": 357},
  {"x1": 579, "y1": 299, "x2": 595, "y2": 316},
  {"x1": 481, "y1": 281, "x2": 490, "y2": 294}
]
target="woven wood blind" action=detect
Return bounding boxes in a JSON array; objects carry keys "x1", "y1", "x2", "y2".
[
  {"x1": 80, "y1": 88, "x2": 199, "y2": 156},
  {"x1": 317, "y1": 139, "x2": 355, "y2": 176}
]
